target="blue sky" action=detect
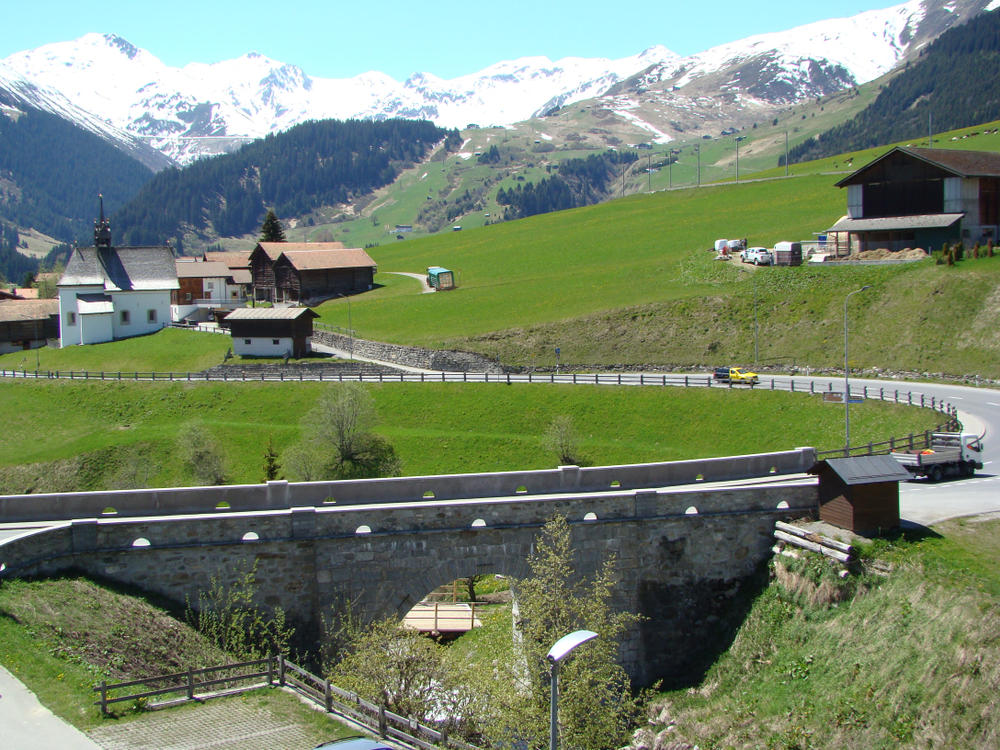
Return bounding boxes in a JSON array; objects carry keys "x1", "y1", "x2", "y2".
[{"x1": 5, "y1": 0, "x2": 899, "y2": 80}]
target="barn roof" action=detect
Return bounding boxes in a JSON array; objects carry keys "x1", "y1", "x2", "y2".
[
  {"x1": 836, "y1": 146, "x2": 1000, "y2": 187},
  {"x1": 255, "y1": 241, "x2": 346, "y2": 260},
  {"x1": 809, "y1": 456, "x2": 911, "y2": 485},
  {"x1": 278, "y1": 248, "x2": 377, "y2": 271},
  {"x1": 0, "y1": 299, "x2": 59, "y2": 323}
]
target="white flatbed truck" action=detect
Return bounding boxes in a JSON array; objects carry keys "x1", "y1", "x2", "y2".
[{"x1": 890, "y1": 432, "x2": 984, "y2": 482}]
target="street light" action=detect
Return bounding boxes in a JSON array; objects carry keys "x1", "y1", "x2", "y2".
[
  {"x1": 548, "y1": 629, "x2": 598, "y2": 750},
  {"x1": 843, "y1": 285, "x2": 872, "y2": 455},
  {"x1": 735, "y1": 136, "x2": 746, "y2": 183},
  {"x1": 339, "y1": 293, "x2": 353, "y2": 361}
]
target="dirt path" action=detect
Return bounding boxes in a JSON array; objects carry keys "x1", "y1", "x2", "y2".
[{"x1": 385, "y1": 271, "x2": 435, "y2": 293}]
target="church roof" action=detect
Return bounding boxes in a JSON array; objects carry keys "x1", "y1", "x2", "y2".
[{"x1": 60, "y1": 245, "x2": 179, "y2": 291}]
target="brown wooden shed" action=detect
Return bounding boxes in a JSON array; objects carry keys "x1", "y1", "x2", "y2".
[{"x1": 809, "y1": 456, "x2": 912, "y2": 536}]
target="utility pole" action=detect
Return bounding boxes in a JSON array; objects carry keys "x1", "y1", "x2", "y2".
[{"x1": 784, "y1": 130, "x2": 789, "y2": 176}]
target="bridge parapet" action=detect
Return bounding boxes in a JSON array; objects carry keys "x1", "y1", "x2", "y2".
[{"x1": 0, "y1": 448, "x2": 817, "y2": 524}]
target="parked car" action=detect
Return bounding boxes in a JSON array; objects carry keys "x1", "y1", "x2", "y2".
[
  {"x1": 314, "y1": 738, "x2": 395, "y2": 750},
  {"x1": 740, "y1": 247, "x2": 773, "y2": 265},
  {"x1": 713, "y1": 366, "x2": 759, "y2": 385}
]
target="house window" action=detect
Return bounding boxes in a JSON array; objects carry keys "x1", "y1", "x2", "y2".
[
  {"x1": 65, "y1": 311, "x2": 77, "y2": 326},
  {"x1": 244, "y1": 339, "x2": 252, "y2": 345},
  {"x1": 121, "y1": 310, "x2": 130, "y2": 324},
  {"x1": 206, "y1": 282, "x2": 214, "y2": 290},
  {"x1": 147, "y1": 309, "x2": 157, "y2": 323},
  {"x1": 185, "y1": 293, "x2": 192, "y2": 302},
  {"x1": 272, "y1": 339, "x2": 280, "y2": 345}
]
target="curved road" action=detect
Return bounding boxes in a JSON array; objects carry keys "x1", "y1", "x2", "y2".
[{"x1": 0, "y1": 372, "x2": 996, "y2": 536}]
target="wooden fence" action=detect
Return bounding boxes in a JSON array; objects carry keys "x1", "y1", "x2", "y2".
[{"x1": 93, "y1": 655, "x2": 479, "y2": 750}]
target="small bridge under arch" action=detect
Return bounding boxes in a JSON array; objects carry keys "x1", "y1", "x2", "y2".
[{"x1": 0, "y1": 449, "x2": 818, "y2": 686}]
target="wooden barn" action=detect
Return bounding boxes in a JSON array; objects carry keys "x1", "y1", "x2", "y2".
[
  {"x1": 0, "y1": 299, "x2": 59, "y2": 353},
  {"x1": 809, "y1": 456, "x2": 911, "y2": 536},
  {"x1": 224, "y1": 307, "x2": 319, "y2": 358},
  {"x1": 829, "y1": 147, "x2": 1000, "y2": 253},
  {"x1": 249, "y1": 242, "x2": 375, "y2": 303}
]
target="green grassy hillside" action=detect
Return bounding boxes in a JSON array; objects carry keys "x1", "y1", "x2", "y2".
[
  {"x1": 303, "y1": 126, "x2": 1000, "y2": 377},
  {"x1": 0, "y1": 371, "x2": 942, "y2": 492}
]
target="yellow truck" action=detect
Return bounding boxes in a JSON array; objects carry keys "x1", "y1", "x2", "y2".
[{"x1": 713, "y1": 366, "x2": 760, "y2": 385}]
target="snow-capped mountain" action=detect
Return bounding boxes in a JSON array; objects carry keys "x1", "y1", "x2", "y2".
[{"x1": 0, "y1": 0, "x2": 992, "y2": 165}]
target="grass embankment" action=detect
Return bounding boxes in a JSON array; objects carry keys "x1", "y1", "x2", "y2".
[
  {"x1": 647, "y1": 517, "x2": 1000, "y2": 749},
  {"x1": 0, "y1": 577, "x2": 357, "y2": 743},
  {"x1": 0, "y1": 375, "x2": 943, "y2": 492}
]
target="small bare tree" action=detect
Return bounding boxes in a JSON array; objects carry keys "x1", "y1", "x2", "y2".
[{"x1": 543, "y1": 414, "x2": 583, "y2": 466}]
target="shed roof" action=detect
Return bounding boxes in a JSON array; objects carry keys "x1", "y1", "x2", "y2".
[
  {"x1": 827, "y1": 213, "x2": 964, "y2": 232},
  {"x1": 278, "y1": 248, "x2": 377, "y2": 271},
  {"x1": 836, "y1": 146, "x2": 1000, "y2": 187},
  {"x1": 175, "y1": 260, "x2": 234, "y2": 279},
  {"x1": 76, "y1": 292, "x2": 114, "y2": 315},
  {"x1": 810, "y1": 456, "x2": 911, "y2": 485},
  {"x1": 224, "y1": 307, "x2": 319, "y2": 321},
  {"x1": 59, "y1": 245, "x2": 179, "y2": 291}
]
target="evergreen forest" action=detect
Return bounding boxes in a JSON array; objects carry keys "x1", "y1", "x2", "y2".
[
  {"x1": 496, "y1": 150, "x2": 639, "y2": 219},
  {"x1": 785, "y1": 9, "x2": 1000, "y2": 164},
  {"x1": 113, "y1": 119, "x2": 460, "y2": 248},
  {"x1": 0, "y1": 104, "x2": 154, "y2": 243}
]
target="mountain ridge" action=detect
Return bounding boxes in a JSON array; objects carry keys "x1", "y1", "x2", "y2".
[{"x1": 2, "y1": 0, "x2": 993, "y2": 165}]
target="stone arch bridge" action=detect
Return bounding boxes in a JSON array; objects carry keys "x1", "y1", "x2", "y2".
[{"x1": 0, "y1": 449, "x2": 818, "y2": 686}]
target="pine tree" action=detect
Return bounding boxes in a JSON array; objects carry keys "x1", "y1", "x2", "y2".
[{"x1": 259, "y1": 209, "x2": 286, "y2": 242}]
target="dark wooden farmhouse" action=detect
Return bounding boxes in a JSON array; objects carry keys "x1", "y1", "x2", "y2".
[
  {"x1": 809, "y1": 456, "x2": 911, "y2": 536},
  {"x1": 249, "y1": 242, "x2": 375, "y2": 303},
  {"x1": 224, "y1": 307, "x2": 320, "y2": 358},
  {"x1": 828, "y1": 147, "x2": 1000, "y2": 253},
  {"x1": 0, "y1": 299, "x2": 59, "y2": 353}
]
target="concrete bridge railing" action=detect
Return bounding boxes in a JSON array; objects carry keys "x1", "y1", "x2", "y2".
[{"x1": 0, "y1": 448, "x2": 816, "y2": 524}]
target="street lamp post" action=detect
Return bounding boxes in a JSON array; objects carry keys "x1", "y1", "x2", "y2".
[
  {"x1": 548, "y1": 630, "x2": 598, "y2": 750},
  {"x1": 843, "y1": 285, "x2": 872, "y2": 455},
  {"x1": 735, "y1": 136, "x2": 745, "y2": 183}
]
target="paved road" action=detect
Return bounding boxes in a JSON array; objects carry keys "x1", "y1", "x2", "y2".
[
  {"x1": 767, "y1": 374, "x2": 1000, "y2": 526},
  {"x1": 0, "y1": 665, "x2": 103, "y2": 749}
]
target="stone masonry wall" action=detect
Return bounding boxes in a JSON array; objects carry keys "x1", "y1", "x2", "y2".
[
  {"x1": 0, "y1": 482, "x2": 818, "y2": 685},
  {"x1": 312, "y1": 330, "x2": 505, "y2": 373}
]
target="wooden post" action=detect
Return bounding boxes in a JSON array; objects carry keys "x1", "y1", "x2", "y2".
[
  {"x1": 324, "y1": 679, "x2": 333, "y2": 712},
  {"x1": 267, "y1": 654, "x2": 275, "y2": 685},
  {"x1": 378, "y1": 705, "x2": 388, "y2": 737},
  {"x1": 98, "y1": 681, "x2": 108, "y2": 715},
  {"x1": 186, "y1": 668, "x2": 195, "y2": 700},
  {"x1": 278, "y1": 654, "x2": 286, "y2": 686}
]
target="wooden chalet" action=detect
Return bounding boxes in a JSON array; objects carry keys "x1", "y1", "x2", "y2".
[
  {"x1": 224, "y1": 306, "x2": 319, "y2": 358},
  {"x1": 249, "y1": 242, "x2": 375, "y2": 302},
  {"x1": 829, "y1": 147, "x2": 1000, "y2": 253}
]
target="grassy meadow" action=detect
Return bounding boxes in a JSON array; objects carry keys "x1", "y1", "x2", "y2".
[{"x1": 0, "y1": 374, "x2": 943, "y2": 492}]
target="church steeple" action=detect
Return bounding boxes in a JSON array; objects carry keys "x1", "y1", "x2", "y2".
[{"x1": 94, "y1": 194, "x2": 112, "y2": 249}]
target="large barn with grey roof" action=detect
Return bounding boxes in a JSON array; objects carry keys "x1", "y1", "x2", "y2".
[{"x1": 829, "y1": 146, "x2": 1000, "y2": 253}]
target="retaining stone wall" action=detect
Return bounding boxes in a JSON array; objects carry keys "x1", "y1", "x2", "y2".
[{"x1": 312, "y1": 330, "x2": 505, "y2": 373}]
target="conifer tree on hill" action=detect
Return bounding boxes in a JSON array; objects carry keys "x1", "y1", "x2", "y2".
[{"x1": 259, "y1": 209, "x2": 286, "y2": 242}]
